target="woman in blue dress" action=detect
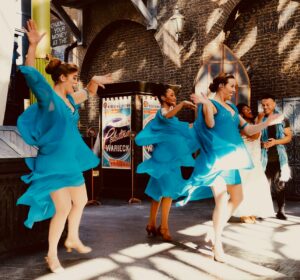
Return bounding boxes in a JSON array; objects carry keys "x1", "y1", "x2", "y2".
[
  {"x1": 17, "y1": 20, "x2": 112, "y2": 273},
  {"x1": 135, "y1": 86, "x2": 198, "y2": 241},
  {"x1": 179, "y1": 73, "x2": 281, "y2": 262}
]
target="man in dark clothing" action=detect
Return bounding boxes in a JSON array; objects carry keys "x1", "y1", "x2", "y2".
[{"x1": 261, "y1": 94, "x2": 292, "y2": 220}]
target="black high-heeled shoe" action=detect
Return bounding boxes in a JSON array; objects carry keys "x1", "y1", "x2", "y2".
[{"x1": 146, "y1": 225, "x2": 157, "y2": 237}]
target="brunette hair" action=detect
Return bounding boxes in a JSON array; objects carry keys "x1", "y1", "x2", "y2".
[
  {"x1": 209, "y1": 73, "x2": 235, "y2": 93},
  {"x1": 237, "y1": 103, "x2": 255, "y2": 123},
  {"x1": 236, "y1": 103, "x2": 249, "y2": 116},
  {"x1": 155, "y1": 85, "x2": 174, "y2": 104},
  {"x1": 45, "y1": 56, "x2": 79, "y2": 84}
]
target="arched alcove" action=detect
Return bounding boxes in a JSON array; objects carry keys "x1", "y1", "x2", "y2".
[
  {"x1": 81, "y1": 20, "x2": 164, "y2": 83},
  {"x1": 195, "y1": 44, "x2": 250, "y2": 105},
  {"x1": 79, "y1": 19, "x2": 164, "y2": 133}
]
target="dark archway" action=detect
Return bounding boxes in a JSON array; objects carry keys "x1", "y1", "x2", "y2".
[
  {"x1": 79, "y1": 19, "x2": 164, "y2": 133},
  {"x1": 81, "y1": 20, "x2": 164, "y2": 83}
]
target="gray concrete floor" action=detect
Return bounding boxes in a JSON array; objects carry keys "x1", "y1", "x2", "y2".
[{"x1": 1, "y1": 199, "x2": 300, "y2": 280}]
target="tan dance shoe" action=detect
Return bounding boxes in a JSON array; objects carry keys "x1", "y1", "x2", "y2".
[
  {"x1": 64, "y1": 240, "x2": 92, "y2": 254},
  {"x1": 45, "y1": 256, "x2": 64, "y2": 273}
]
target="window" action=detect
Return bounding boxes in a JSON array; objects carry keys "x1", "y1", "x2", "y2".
[{"x1": 195, "y1": 44, "x2": 251, "y2": 105}]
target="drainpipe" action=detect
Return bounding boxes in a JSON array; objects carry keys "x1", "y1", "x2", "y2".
[{"x1": 64, "y1": 41, "x2": 78, "y2": 63}]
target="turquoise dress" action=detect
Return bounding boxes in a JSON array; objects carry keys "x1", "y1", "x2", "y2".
[
  {"x1": 135, "y1": 109, "x2": 198, "y2": 201},
  {"x1": 17, "y1": 66, "x2": 99, "y2": 228},
  {"x1": 177, "y1": 100, "x2": 253, "y2": 206}
]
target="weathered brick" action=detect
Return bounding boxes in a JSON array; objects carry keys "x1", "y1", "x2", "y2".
[{"x1": 55, "y1": 0, "x2": 299, "y2": 132}]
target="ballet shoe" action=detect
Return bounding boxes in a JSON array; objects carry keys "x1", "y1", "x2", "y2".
[
  {"x1": 64, "y1": 239, "x2": 92, "y2": 254},
  {"x1": 145, "y1": 225, "x2": 157, "y2": 237},
  {"x1": 212, "y1": 247, "x2": 227, "y2": 263},
  {"x1": 240, "y1": 216, "x2": 255, "y2": 224},
  {"x1": 45, "y1": 256, "x2": 64, "y2": 273},
  {"x1": 214, "y1": 254, "x2": 226, "y2": 263},
  {"x1": 250, "y1": 216, "x2": 257, "y2": 223},
  {"x1": 157, "y1": 226, "x2": 172, "y2": 242}
]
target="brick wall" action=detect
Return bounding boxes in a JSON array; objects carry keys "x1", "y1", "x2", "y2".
[
  {"x1": 79, "y1": 20, "x2": 164, "y2": 134},
  {"x1": 224, "y1": 0, "x2": 300, "y2": 112},
  {"x1": 72, "y1": 0, "x2": 299, "y2": 131}
]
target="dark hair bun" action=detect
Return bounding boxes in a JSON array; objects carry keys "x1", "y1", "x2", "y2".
[
  {"x1": 209, "y1": 82, "x2": 218, "y2": 93},
  {"x1": 45, "y1": 58, "x2": 62, "y2": 74},
  {"x1": 209, "y1": 73, "x2": 235, "y2": 92}
]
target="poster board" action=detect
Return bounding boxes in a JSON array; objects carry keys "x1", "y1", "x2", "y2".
[{"x1": 101, "y1": 96, "x2": 131, "y2": 169}]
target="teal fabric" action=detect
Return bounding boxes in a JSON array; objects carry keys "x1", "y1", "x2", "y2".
[
  {"x1": 17, "y1": 66, "x2": 99, "y2": 228},
  {"x1": 177, "y1": 100, "x2": 253, "y2": 206},
  {"x1": 135, "y1": 110, "x2": 198, "y2": 201},
  {"x1": 261, "y1": 111, "x2": 289, "y2": 171}
]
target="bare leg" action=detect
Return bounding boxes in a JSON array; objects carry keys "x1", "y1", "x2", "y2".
[
  {"x1": 66, "y1": 184, "x2": 88, "y2": 243},
  {"x1": 161, "y1": 197, "x2": 172, "y2": 229},
  {"x1": 146, "y1": 199, "x2": 161, "y2": 237},
  {"x1": 211, "y1": 182, "x2": 228, "y2": 257},
  {"x1": 226, "y1": 184, "x2": 243, "y2": 221},
  {"x1": 48, "y1": 188, "x2": 72, "y2": 257},
  {"x1": 148, "y1": 199, "x2": 161, "y2": 227},
  {"x1": 65, "y1": 184, "x2": 91, "y2": 253},
  {"x1": 47, "y1": 188, "x2": 72, "y2": 272},
  {"x1": 211, "y1": 182, "x2": 243, "y2": 261},
  {"x1": 160, "y1": 197, "x2": 172, "y2": 241}
]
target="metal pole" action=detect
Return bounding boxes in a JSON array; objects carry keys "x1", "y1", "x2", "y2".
[
  {"x1": 129, "y1": 131, "x2": 141, "y2": 204},
  {"x1": 86, "y1": 127, "x2": 101, "y2": 206}
]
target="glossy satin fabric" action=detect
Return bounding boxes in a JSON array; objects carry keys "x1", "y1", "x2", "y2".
[
  {"x1": 17, "y1": 66, "x2": 99, "y2": 228},
  {"x1": 177, "y1": 100, "x2": 253, "y2": 206},
  {"x1": 234, "y1": 136, "x2": 274, "y2": 218},
  {"x1": 135, "y1": 110, "x2": 198, "y2": 201}
]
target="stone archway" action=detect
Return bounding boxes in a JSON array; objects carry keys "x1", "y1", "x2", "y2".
[{"x1": 80, "y1": 19, "x2": 164, "y2": 133}]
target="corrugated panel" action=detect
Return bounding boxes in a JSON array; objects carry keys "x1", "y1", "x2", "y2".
[
  {"x1": 0, "y1": 126, "x2": 38, "y2": 158},
  {"x1": 0, "y1": 138, "x2": 22, "y2": 158}
]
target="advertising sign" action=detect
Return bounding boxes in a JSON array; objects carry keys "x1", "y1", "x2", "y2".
[{"x1": 102, "y1": 96, "x2": 131, "y2": 169}]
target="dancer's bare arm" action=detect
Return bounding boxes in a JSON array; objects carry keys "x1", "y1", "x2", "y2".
[
  {"x1": 240, "y1": 114, "x2": 284, "y2": 136},
  {"x1": 24, "y1": 19, "x2": 46, "y2": 66},
  {"x1": 244, "y1": 113, "x2": 265, "y2": 140},
  {"x1": 71, "y1": 74, "x2": 113, "y2": 104},
  {"x1": 190, "y1": 93, "x2": 216, "y2": 128},
  {"x1": 164, "y1": 101, "x2": 196, "y2": 119},
  {"x1": 262, "y1": 126, "x2": 292, "y2": 148}
]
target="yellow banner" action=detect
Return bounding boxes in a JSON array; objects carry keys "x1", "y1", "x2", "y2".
[
  {"x1": 30, "y1": 0, "x2": 52, "y2": 104},
  {"x1": 32, "y1": 0, "x2": 50, "y2": 58}
]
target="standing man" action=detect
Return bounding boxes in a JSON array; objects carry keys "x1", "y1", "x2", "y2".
[{"x1": 261, "y1": 94, "x2": 292, "y2": 220}]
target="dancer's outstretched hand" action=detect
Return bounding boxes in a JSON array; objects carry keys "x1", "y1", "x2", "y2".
[
  {"x1": 265, "y1": 113, "x2": 284, "y2": 126},
  {"x1": 91, "y1": 74, "x2": 113, "y2": 89},
  {"x1": 182, "y1": 100, "x2": 197, "y2": 110},
  {"x1": 24, "y1": 19, "x2": 46, "y2": 46},
  {"x1": 190, "y1": 93, "x2": 210, "y2": 105}
]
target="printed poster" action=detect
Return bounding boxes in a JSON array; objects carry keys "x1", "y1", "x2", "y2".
[{"x1": 102, "y1": 96, "x2": 131, "y2": 169}]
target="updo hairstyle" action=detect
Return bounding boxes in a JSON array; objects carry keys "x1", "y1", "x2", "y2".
[
  {"x1": 209, "y1": 73, "x2": 235, "y2": 93},
  {"x1": 45, "y1": 55, "x2": 79, "y2": 84}
]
